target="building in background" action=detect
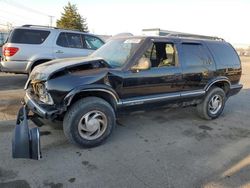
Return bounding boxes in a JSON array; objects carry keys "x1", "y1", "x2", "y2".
[{"x1": 234, "y1": 44, "x2": 250, "y2": 56}]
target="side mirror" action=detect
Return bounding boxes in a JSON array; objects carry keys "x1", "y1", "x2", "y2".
[{"x1": 131, "y1": 57, "x2": 151, "y2": 72}]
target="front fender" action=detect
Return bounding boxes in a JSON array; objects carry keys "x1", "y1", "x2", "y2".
[{"x1": 64, "y1": 84, "x2": 121, "y2": 106}]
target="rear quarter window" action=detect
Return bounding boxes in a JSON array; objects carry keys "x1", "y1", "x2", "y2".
[
  {"x1": 207, "y1": 42, "x2": 240, "y2": 68},
  {"x1": 9, "y1": 29, "x2": 50, "y2": 44}
]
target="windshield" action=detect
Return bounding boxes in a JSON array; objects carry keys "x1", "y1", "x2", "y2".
[{"x1": 91, "y1": 38, "x2": 143, "y2": 68}]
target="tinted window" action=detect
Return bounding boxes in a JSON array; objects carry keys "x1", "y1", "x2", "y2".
[
  {"x1": 207, "y1": 42, "x2": 240, "y2": 67},
  {"x1": 182, "y1": 43, "x2": 210, "y2": 66},
  {"x1": 84, "y1": 35, "x2": 104, "y2": 50},
  {"x1": 9, "y1": 29, "x2": 50, "y2": 44},
  {"x1": 57, "y1": 32, "x2": 85, "y2": 49}
]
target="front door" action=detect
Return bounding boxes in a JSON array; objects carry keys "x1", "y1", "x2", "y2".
[{"x1": 117, "y1": 40, "x2": 183, "y2": 101}]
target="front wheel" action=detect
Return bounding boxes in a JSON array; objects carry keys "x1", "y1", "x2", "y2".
[
  {"x1": 63, "y1": 97, "x2": 116, "y2": 148},
  {"x1": 197, "y1": 87, "x2": 226, "y2": 120}
]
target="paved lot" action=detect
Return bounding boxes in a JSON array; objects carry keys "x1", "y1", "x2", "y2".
[{"x1": 0, "y1": 60, "x2": 250, "y2": 188}]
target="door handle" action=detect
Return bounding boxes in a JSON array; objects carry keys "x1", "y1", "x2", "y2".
[{"x1": 55, "y1": 50, "x2": 64, "y2": 54}]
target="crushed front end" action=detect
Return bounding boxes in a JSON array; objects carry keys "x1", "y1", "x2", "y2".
[{"x1": 12, "y1": 79, "x2": 64, "y2": 160}]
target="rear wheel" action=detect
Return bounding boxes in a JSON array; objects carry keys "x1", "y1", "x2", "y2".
[
  {"x1": 63, "y1": 97, "x2": 115, "y2": 148},
  {"x1": 197, "y1": 87, "x2": 226, "y2": 120}
]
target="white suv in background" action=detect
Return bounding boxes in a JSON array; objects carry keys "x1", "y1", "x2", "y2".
[{"x1": 0, "y1": 25, "x2": 105, "y2": 74}]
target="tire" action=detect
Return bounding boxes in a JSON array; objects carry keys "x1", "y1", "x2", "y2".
[
  {"x1": 63, "y1": 97, "x2": 116, "y2": 148},
  {"x1": 197, "y1": 87, "x2": 226, "y2": 120}
]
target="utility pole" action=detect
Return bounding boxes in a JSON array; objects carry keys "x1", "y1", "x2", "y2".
[
  {"x1": 49, "y1": 15, "x2": 54, "y2": 27},
  {"x1": 6, "y1": 22, "x2": 13, "y2": 31}
]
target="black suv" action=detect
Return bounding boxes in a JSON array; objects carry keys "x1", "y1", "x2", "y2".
[{"x1": 13, "y1": 34, "x2": 242, "y2": 159}]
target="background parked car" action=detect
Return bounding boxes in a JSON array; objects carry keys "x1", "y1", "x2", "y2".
[
  {"x1": 0, "y1": 25, "x2": 105, "y2": 74},
  {"x1": 0, "y1": 32, "x2": 9, "y2": 58}
]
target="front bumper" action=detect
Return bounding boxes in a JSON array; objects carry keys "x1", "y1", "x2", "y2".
[
  {"x1": 24, "y1": 91, "x2": 60, "y2": 119},
  {"x1": 12, "y1": 91, "x2": 62, "y2": 160},
  {"x1": 12, "y1": 106, "x2": 42, "y2": 160}
]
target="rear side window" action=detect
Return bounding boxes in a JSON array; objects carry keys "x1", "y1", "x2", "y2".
[
  {"x1": 57, "y1": 32, "x2": 85, "y2": 49},
  {"x1": 9, "y1": 29, "x2": 50, "y2": 44},
  {"x1": 182, "y1": 43, "x2": 210, "y2": 67},
  {"x1": 207, "y1": 42, "x2": 240, "y2": 67},
  {"x1": 57, "y1": 32, "x2": 104, "y2": 50}
]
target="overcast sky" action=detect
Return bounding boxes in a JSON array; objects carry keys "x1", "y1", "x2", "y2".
[{"x1": 0, "y1": 0, "x2": 249, "y2": 44}]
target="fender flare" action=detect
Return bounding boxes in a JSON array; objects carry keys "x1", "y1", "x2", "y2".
[
  {"x1": 204, "y1": 76, "x2": 231, "y2": 92},
  {"x1": 64, "y1": 85, "x2": 121, "y2": 107}
]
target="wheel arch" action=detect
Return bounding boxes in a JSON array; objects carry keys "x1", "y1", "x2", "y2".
[
  {"x1": 27, "y1": 59, "x2": 52, "y2": 73},
  {"x1": 65, "y1": 88, "x2": 121, "y2": 110},
  {"x1": 205, "y1": 77, "x2": 231, "y2": 95}
]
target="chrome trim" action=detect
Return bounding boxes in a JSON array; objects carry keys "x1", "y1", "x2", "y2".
[
  {"x1": 25, "y1": 92, "x2": 47, "y2": 116},
  {"x1": 205, "y1": 78, "x2": 231, "y2": 91},
  {"x1": 24, "y1": 79, "x2": 30, "y2": 90},
  {"x1": 120, "y1": 89, "x2": 206, "y2": 106},
  {"x1": 36, "y1": 128, "x2": 41, "y2": 160},
  {"x1": 121, "y1": 93, "x2": 180, "y2": 106},
  {"x1": 82, "y1": 89, "x2": 120, "y2": 104},
  {"x1": 180, "y1": 90, "x2": 205, "y2": 97}
]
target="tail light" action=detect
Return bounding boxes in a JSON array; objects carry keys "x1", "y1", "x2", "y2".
[{"x1": 3, "y1": 47, "x2": 19, "y2": 57}]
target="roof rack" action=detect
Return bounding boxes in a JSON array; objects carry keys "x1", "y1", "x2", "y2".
[
  {"x1": 167, "y1": 33, "x2": 224, "y2": 41},
  {"x1": 142, "y1": 28, "x2": 224, "y2": 41},
  {"x1": 22, "y1": 25, "x2": 58, "y2": 29},
  {"x1": 21, "y1": 25, "x2": 91, "y2": 33}
]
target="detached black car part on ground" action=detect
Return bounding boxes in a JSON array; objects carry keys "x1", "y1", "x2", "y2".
[{"x1": 12, "y1": 34, "x2": 242, "y2": 159}]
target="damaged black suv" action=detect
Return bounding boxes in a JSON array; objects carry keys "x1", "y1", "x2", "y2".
[{"x1": 13, "y1": 33, "x2": 242, "y2": 159}]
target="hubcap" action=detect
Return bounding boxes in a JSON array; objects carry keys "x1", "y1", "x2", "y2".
[
  {"x1": 208, "y1": 94, "x2": 222, "y2": 115},
  {"x1": 78, "y1": 110, "x2": 107, "y2": 140}
]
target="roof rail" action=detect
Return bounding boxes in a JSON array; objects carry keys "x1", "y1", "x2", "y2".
[
  {"x1": 22, "y1": 25, "x2": 58, "y2": 29},
  {"x1": 167, "y1": 32, "x2": 224, "y2": 41},
  {"x1": 142, "y1": 28, "x2": 224, "y2": 41}
]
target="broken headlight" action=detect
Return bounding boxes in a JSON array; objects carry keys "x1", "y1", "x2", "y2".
[{"x1": 32, "y1": 82, "x2": 54, "y2": 105}]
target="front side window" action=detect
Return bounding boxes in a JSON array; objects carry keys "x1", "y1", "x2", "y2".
[
  {"x1": 84, "y1": 35, "x2": 104, "y2": 50},
  {"x1": 91, "y1": 38, "x2": 143, "y2": 68},
  {"x1": 141, "y1": 42, "x2": 177, "y2": 68},
  {"x1": 9, "y1": 29, "x2": 50, "y2": 44}
]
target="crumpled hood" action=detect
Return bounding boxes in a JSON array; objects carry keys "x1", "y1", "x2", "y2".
[{"x1": 29, "y1": 56, "x2": 105, "y2": 81}]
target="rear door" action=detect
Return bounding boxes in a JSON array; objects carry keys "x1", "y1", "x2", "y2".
[
  {"x1": 54, "y1": 32, "x2": 93, "y2": 58},
  {"x1": 178, "y1": 41, "x2": 216, "y2": 91}
]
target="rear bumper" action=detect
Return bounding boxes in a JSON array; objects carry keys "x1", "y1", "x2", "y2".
[
  {"x1": 228, "y1": 84, "x2": 243, "y2": 97},
  {"x1": 0, "y1": 60, "x2": 28, "y2": 73},
  {"x1": 24, "y1": 91, "x2": 60, "y2": 119}
]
